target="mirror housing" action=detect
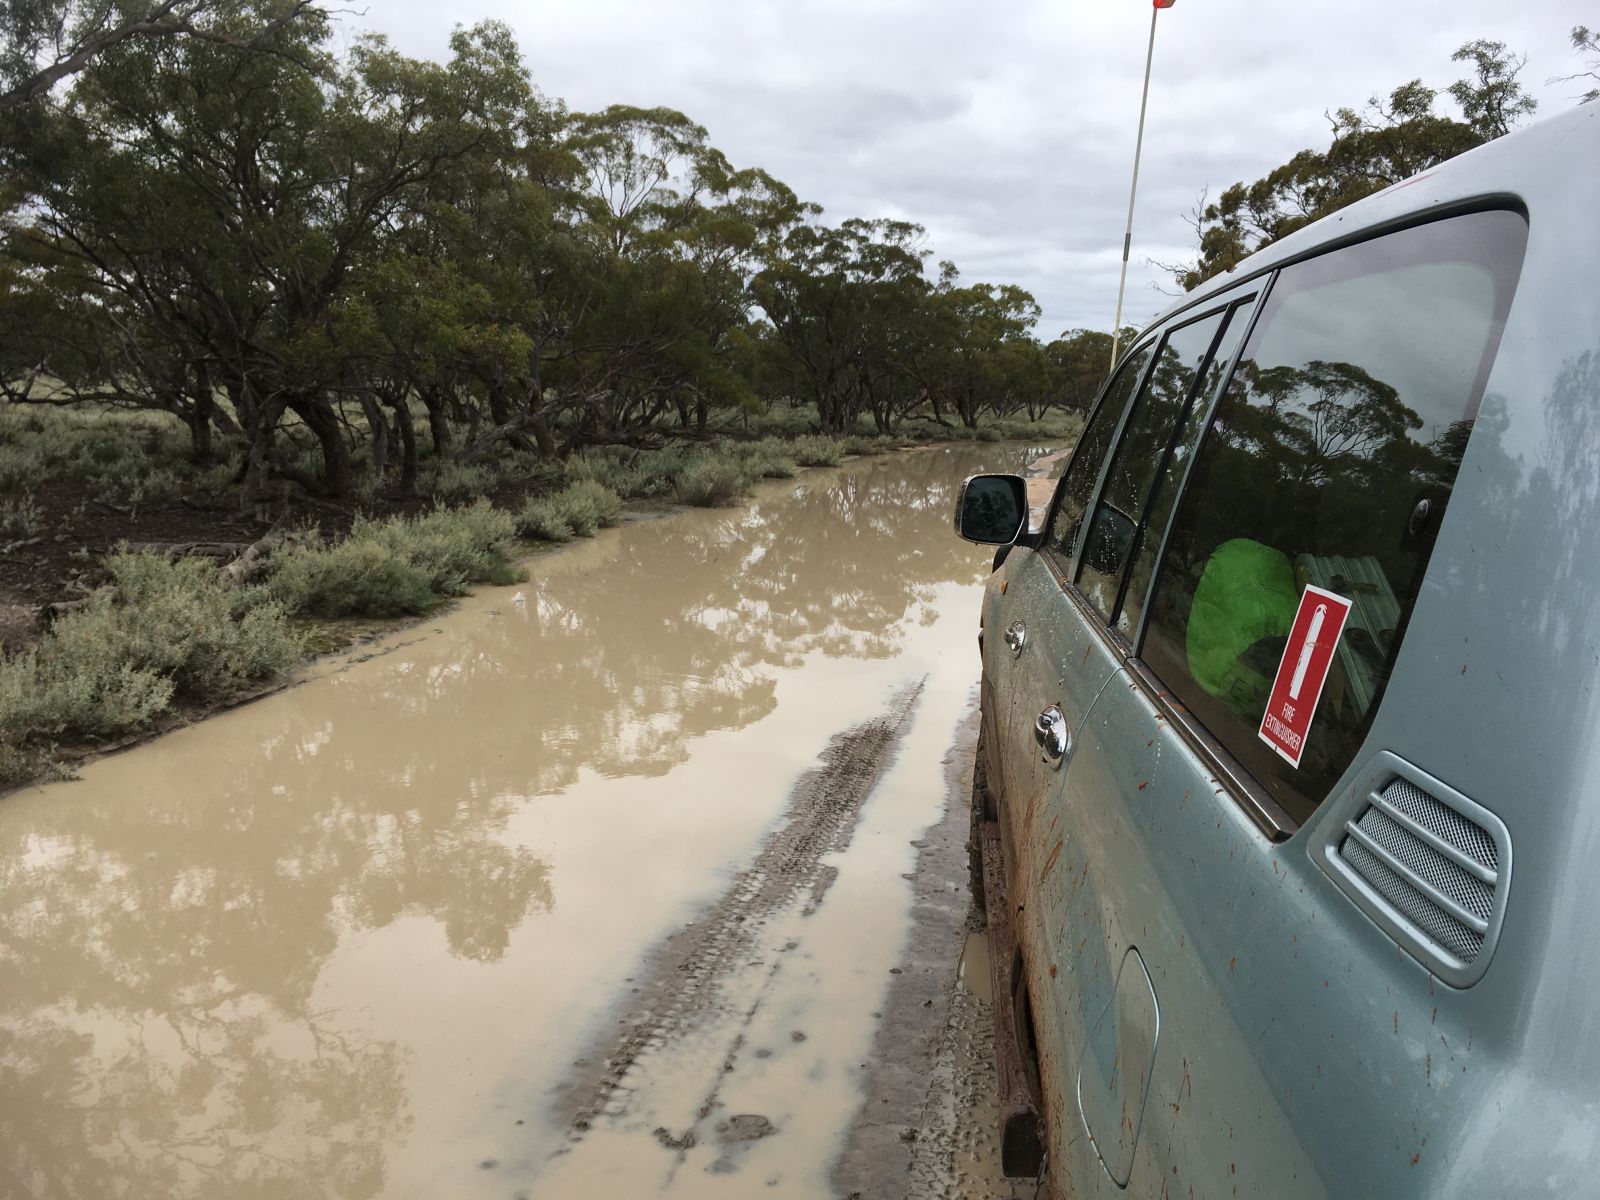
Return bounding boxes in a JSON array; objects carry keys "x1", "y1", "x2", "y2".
[{"x1": 955, "y1": 474, "x2": 1029, "y2": 545}]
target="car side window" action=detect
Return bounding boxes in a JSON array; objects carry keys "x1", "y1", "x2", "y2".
[
  {"x1": 1045, "y1": 342, "x2": 1154, "y2": 566},
  {"x1": 1076, "y1": 308, "x2": 1230, "y2": 623},
  {"x1": 1139, "y1": 210, "x2": 1528, "y2": 825},
  {"x1": 1115, "y1": 297, "x2": 1256, "y2": 640}
]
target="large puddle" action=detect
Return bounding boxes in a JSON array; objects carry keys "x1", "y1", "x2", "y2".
[{"x1": 0, "y1": 443, "x2": 1037, "y2": 1199}]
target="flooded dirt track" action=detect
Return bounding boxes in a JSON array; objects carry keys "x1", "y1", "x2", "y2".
[{"x1": 0, "y1": 444, "x2": 1046, "y2": 1200}]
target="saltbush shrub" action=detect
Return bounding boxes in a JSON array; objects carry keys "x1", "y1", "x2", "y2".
[
  {"x1": 269, "y1": 501, "x2": 521, "y2": 616},
  {"x1": 674, "y1": 456, "x2": 752, "y2": 507},
  {"x1": 518, "y1": 480, "x2": 623, "y2": 542},
  {"x1": 268, "y1": 538, "x2": 438, "y2": 617},
  {"x1": 737, "y1": 439, "x2": 799, "y2": 480},
  {"x1": 789, "y1": 435, "x2": 844, "y2": 467},
  {"x1": 0, "y1": 552, "x2": 302, "y2": 741}
]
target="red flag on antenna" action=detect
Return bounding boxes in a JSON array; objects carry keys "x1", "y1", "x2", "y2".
[{"x1": 1153, "y1": 0, "x2": 1176, "y2": 7}]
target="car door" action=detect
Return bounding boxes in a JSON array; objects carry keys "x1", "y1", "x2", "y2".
[
  {"x1": 1041, "y1": 210, "x2": 1527, "y2": 1199},
  {"x1": 984, "y1": 339, "x2": 1155, "y2": 900},
  {"x1": 1016, "y1": 288, "x2": 1263, "y2": 1194},
  {"x1": 982, "y1": 288, "x2": 1254, "y2": 1174}
]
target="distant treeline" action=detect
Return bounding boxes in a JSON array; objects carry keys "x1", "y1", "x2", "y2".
[{"x1": 0, "y1": 2, "x2": 1116, "y2": 506}]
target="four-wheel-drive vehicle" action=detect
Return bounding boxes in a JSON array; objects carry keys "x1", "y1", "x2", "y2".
[{"x1": 955, "y1": 102, "x2": 1600, "y2": 1198}]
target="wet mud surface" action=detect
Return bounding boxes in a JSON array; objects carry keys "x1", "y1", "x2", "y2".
[
  {"x1": 0, "y1": 443, "x2": 1056, "y2": 1199},
  {"x1": 554, "y1": 683, "x2": 923, "y2": 1155}
]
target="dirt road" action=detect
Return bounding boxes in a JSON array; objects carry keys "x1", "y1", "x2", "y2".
[{"x1": 0, "y1": 444, "x2": 1051, "y2": 1199}]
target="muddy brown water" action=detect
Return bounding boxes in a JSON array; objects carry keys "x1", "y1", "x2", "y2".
[{"x1": 0, "y1": 444, "x2": 1044, "y2": 1200}]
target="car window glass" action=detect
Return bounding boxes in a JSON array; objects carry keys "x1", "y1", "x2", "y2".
[
  {"x1": 1045, "y1": 342, "x2": 1154, "y2": 565},
  {"x1": 1077, "y1": 310, "x2": 1227, "y2": 621},
  {"x1": 1116, "y1": 299, "x2": 1255, "y2": 639},
  {"x1": 1139, "y1": 210, "x2": 1526, "y2": 825}
]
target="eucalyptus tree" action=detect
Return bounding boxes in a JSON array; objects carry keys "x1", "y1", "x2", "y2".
[
  {"x1": 11, "y1": 8, "x2": 535, "y2": 500},
  {"x1": 752, "y1": 217, "x2": 929, "y2": 434},
  {"x1": 1176, "y1": 39, "x2": 1537, "y2": 290},
  {"x1": 923, "y1": 268, "x2": 1042, "y2": 427}
]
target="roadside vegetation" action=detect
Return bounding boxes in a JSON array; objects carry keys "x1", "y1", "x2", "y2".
[
  {"x1": 0, "y1": 409, "x2": 1081, "y2": 790},
  {"x1": 1, "y1": 4, "x2": 1584, "y2": 790}
]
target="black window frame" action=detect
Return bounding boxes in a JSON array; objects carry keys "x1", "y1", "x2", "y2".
[
  {"x1": 1075, "y1": 296, "x2": 1261, "y2": 639},
  {"x1": 1036, "y1": 282, "x2": 1265, "y2": 649},
  {"x1": 1038, "y1": 337, "x2": 1160, "y2": 578}
]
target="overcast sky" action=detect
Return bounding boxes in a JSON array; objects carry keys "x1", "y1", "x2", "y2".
[{"x1": 351, "y1": 1, "x2": 1587, "y2": 340}]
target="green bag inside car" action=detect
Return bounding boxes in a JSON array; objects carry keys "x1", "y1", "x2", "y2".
[{"x1": 1185, "y1": 537, "x2": 1297, "y2": 717}]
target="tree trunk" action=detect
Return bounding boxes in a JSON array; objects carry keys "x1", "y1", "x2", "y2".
[
  {"x1": 288, "y1": 395, "x2": 350, "y2": 497},
  {"x1": 425, "y1": 389, "x2": 451, "y2": 456},
  {"x1": 241, "y1": 392, "x2": 284, "y2": 520},
  {"x1": 359, "y1": 393, "x2": 390, "y2": 477},
  {"x1": 486, "y1": 376, "x2": 537, "y2": 454},
  {"x1": 392, "y1": 399, "x2": 418, "y2": 497}
]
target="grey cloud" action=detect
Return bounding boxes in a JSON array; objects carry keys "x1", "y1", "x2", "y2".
[{"x1": 365, "y1": 0, "x2": 1587, "y2": 335}]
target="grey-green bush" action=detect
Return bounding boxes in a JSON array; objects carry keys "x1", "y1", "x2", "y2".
[
  {"x1": 674, "y1": 456, "x2": 752, "y2": 507},
  {"x1": 268, "y1": 537, "x2": 439, "y2": 617},
  {"x1": 518, "y1": 480, "x2": 623, "y2": 542},
  {"x1": 0, "y1": 552, "x2": 302, "y2": 741},
  {"x1": 789, "y1": 436, "x2": 845, "y2": 467},
  {"x1": 737, "y1": 439, "x2": 799, "y2": 480},
  {"x1": 269, "y1": 501, "x2": 522, "y2": 617}
]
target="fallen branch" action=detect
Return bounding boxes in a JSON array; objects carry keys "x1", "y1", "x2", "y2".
[
  {"x1": 121, "y1": 540, "x2": 250, "y2": 558},
  {"x1": 221, "y1": 529, "x2": 288, "y2": 586}
]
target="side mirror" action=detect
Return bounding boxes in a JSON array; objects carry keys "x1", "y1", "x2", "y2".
[{"x1": 955, "y1": 474, "x2": 1029, "y2": 545}]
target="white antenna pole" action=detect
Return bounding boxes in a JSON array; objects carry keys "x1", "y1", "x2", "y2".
[{"x1": 1110, "y1": 5, "x2": 1161, "y2": 372}]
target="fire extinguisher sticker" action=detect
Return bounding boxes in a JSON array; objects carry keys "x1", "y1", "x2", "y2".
[{"x1": 1258, "y1": 585, "x2": 1354, "y2": 769}]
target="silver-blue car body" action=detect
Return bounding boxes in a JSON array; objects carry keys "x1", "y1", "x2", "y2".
[{"x1": 955, "y1": 103, "x2": 1600, "y2": 1198}]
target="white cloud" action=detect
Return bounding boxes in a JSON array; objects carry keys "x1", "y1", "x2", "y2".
[{"x1": 355, "y1": 0, "x2": 1587, "y2": 337}]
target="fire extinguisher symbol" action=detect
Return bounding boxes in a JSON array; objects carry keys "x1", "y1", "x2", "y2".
[{"x1": 1289, "y1": 604, "x2": 1327, "y2": 702}]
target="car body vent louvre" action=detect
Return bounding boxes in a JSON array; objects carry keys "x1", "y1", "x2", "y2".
[{"x1": 1317, "y1": 756, "x2": 1511, "y2": 989}]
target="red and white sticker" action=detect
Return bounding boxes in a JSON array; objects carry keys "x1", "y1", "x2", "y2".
[{"x1": 1257, "y1": 584, "x2": 1353, "y2": 769}]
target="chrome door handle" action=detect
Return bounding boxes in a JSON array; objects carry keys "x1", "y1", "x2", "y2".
[
  {"x1": 1004, "y1": 621, "x2": 1027, "y2": 656},
  {"x1": 1034, "y1": 705, "x2": 1070, "y2": 767}
]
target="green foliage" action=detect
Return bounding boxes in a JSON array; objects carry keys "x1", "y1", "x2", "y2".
[
  {"x1": 1561, "y1": 25, "x2": 1600, "y2": 103},
  {"x1": 269, "y1": 502, "x2": 521, "y2": 617},
  {"x1": 517, "y1": 479, "x2": 623, "y2": 542},
  {"x1": 1175, "y1": 39, "x2": 1538, "y2": 290},
  {"x1": 673, "y1": 455, "x2": 753, "y2": 507},
  {"x1": 0, "y1": 404, "x2": 196, "y2": 496},
  {"x1": 267, "y1": 539, "x2": 437, "y2": 618},
  {"x1": 0, "y1": 551, "x2": 302, "y2": 742},
  {"x1": 733, "y1": 438, "x2": 798, "y2": 479},
  {"x1": 567, "y1": 447, "x2": 680, "y2": 499},
  {"x1": 789, "y1": 435, "x2": 844, "y2": 467}
]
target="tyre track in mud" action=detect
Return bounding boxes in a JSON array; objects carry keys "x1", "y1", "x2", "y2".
[{"x1": 552, "y1": 679, "x2": 927, "y2": 1154}]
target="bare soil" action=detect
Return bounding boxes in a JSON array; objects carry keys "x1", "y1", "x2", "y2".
[{"x1": 0, "y1": 473, "x2": 560, "y2": 616}]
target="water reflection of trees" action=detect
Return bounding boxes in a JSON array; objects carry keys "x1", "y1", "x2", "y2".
[
  {"x1": 1165, "y1": 357, "x2": 1466, "y2": 586},
  {"x1": 1148, "y1": 355, "x2": 1474, "y2": 821},
  {"x1": 0, "y1": 444, "x2": 1007, "y2": 1197}
]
